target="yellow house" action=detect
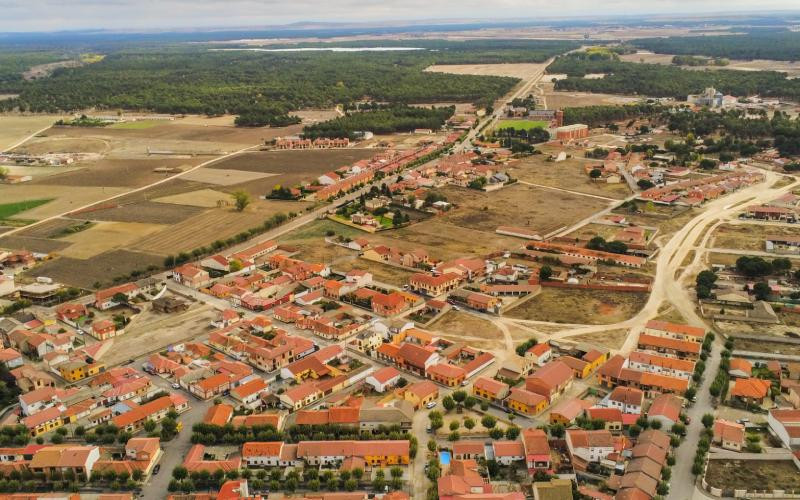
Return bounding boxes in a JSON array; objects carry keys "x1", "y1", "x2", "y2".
[
  {"x1": 583, "y1": 350, "x2": 608, "y2": 373},
  {"x1": 58, "y1": 360, "x2": 105, "y2": 382},
  {"x1": 22, "y1": 407, "x2": 64, "y2": 437},
  {"x1": 362, "y1": 441, "x2": 411, "y2": 466},
  {"x1": 507, "y1": 388, "x2": 547, "y2": 416},
  {"x1": 403, "y1": 380, "x2": 438, "y2": 410},
  {"x1": 472, "y1": 377, "x2": 510, "y2": 402}
]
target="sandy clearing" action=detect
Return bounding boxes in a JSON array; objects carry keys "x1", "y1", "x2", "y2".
[
  {"x1": 180, "y1": 167, "x2": 277, "y2": 186},
  {"x1": 154, "y1": 188, "x2": 234, "y2": 208},
  {"x1": 0, "y1": 185, "x2": 128, "y2": 220},
  {"x1": 425, "y1": 63, "x2": 548, "y2": 79},
  {"x1": 59, "y1": 221, "x2": 167, "y2": 259},
  {"x1": 0, "y1": 115, "x2": 64, "y2": 151}
]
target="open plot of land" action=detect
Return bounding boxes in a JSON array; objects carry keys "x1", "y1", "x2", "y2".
[
  {"x1": 730, "y1": 334, "x2": 800, "y2": 357},
  {"x1": 131, "y1": 199, "x2": 310, "y2": 255},
  {"x1": 210, "y1": 149, "x2": 380, "y2": 174},
  {"x1": 0, "y1": 235, "x2": 71, "y2": 253},
  {"x1": 620, "y1": 51, "x2": 800, "y2": 78},
  {"x1": 540, "y1": 82, "x2": 643, "y2": 109},
  {"x1": 387, "y1": 221, "x2": 519, "y2": 260},
  {"x1": 77, "y1": 201, "x2": 204, "y2": 224},
  {"x1": 506, "y1": 287, "x2": 647, "y2": 325},
  {"x1": 437, "y1": 184, "x2": 609, "y2": 236},
  {"x1": 563, "y1": 223, "x2": 623, "y2": 242},
  {"x1": 570, "y1": 329, "x2": 630, "y2": 351},
  {"x1": 293, "y1": 109, "x2": 341, "y2": 124},
  {"x1": 11, "y1": 218, "x2": 81, "y2": 239},
  {"x1": 506, "y1": 157, "x2": 632, "y2": 199},
  {"x1": 337, "y1": 259, "x2": 416, "y2": 288},
  {"x1": 100, "y1": 302, "x2": 218, "y2": 366},
  {"x1": 612, "y1": 201, "x2": 695, "y2": 239},
  {"x1": 180, "y1": 167, "x2": 276, "y2": 186},
  {"x1": 14, "y1": 135, "x2": 111, "y2": 155},
  {"x1": 429, "y1": 310, "x2": 503, "y2": 351},
  {"x1": 0, "y1": 185, "x2": 128, "y2": 220},
  {"x1": 0, "y1": 115, "x2": 64, "y2": 151},
  {"x1": 154, "y1": 188, "x2": 234, "y2": 208},
  {"x1": 32, "y1": 158, "x2": 198, "y2": 188},
  {"x1": 1, "y1": 164, "x2": 83, "y2": 179},
  {"x1": 59, "y1": 221, "x2": 167, "y2": 259},
  {"x1": 704, "y1": 459, "x2": 800, "y2": 493},
  {"x1": 425, "y1": 63, "x2": 546, "y2": 79},
  {"x1": 712, "y1": 222, "x2": 800, "y2": 252},
  {"x1": 28, "y1": 249, "x2": 162, "y2": 288}
]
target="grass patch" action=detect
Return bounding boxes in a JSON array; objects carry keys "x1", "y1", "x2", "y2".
[
  {"x1": 496, "y1": 119, "x2": 549, "y2": 130},
  {"x1": 109, "y1": 120, "x2": 160, "y2": 130},
  {"x1": 0, "y1": 199, "x2": 52, "y2": 219}
]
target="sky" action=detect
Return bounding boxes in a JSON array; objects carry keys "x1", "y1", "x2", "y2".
[{"x1": 1, "y1": 0, "x2": 799, "y2": 32}]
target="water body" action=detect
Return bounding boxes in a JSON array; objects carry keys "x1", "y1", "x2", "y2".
[{"x1": 211, "y1": 47, "x2": 425, "y2": 52}]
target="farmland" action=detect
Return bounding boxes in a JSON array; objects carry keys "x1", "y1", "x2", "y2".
[
  {"x1": 0, "y1": 114, "x2": 65, "y2": 151},
  {"x1": 0, "y1": 199, "x2": 52, "y2": 220},
  {"x1": 31, "y1": 249, "x2": 163, "y2": 289}
]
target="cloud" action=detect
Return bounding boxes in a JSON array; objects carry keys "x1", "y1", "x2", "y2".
[{"x1": 1, "y1": 0, "x2": 798, "y2": 32}]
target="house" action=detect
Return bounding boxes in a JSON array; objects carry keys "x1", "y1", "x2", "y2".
[
  {"x1": 296, "y1": 440, "x2": 410, "y2": 467},
  {"x1": 522, "y1": 428, "x2": 551, "y2": 471},
  {"x1": 90, "y1": 319, "x2": 118, "y2": 341},
  {"x1": 438, "y1": 459, "x2": 493, "y2": 499},
  {"x1": 403, "y1": 380, "x2": 438, "y2": 410},
  {"x1": 525, "y1": 361, "x2": 573, "y2": 402},
  {"x1": 112, "y1": 394, "x2": 188, "y2": 433},
  {"x1": 397, "y1": 342, "x2": 439, "y2": 376},
  {"x1": 365, "y1": 366, "x2": 402, "y2": 393},
  {"x1": 526, "y1": 343, "x2": 552, "y2": 367},
  {"x1": 549, "y1": 398, "x2": 590, "y2": 426},
  {"x1": 279, "y1": 382, "x2": 323, "y2": 411},
  {"x1": 627, "y1": 351, "x2": 695, "y2": 380},
  {"x1": 22, "y1": 406, "x2": 65, "y2": 436},
  {"x1": 644, "y1": 320, "x2": 705, "y2": 343},
  {"x1": 0, "y1": 348, "x2": 23, "y2": 369},
  {"x1": 408, "y1": 273, "x2": 461, "y2": 296},
  {"x1": 560, "y1": 356, "x2": 593, "y2": 379},
  {"x1": 230, "y1": 378, "x2": 269, "y2": 409},
  {"x1": 713, "y1": 419, "x2": 745, "y2": 451},
  {"x1": 492, "y1": 441, "x2": 525, "y2": 466},
  {"x1": 646, "y1": 394, "x2": 683, "y2": 428},
  {"x1": 605, "y1": 386, "x2": 644, "y2": 415},
  {"x1": 586, "y1": 408, "x2": 624, "y2": 433},
  {"x1": 427, "y1": 363, "x2": 466, "y2": 387},
  {"x1": 29, "y1": 445, "x2": 100, "y2": 480},
  {"x1": 636, "y1": 334, "x2": 701, "y2": 360},
  {"x1": 172, "y1": 264, "x2": 211, "y2": 288},
  {"x1": 371, "y1": 292, "x2": 408, "y2": 316},
  {"x1": 729, "y1": 358, "x2": 753, "y2": 378},
  {"x1": 731, "y1": 378, "x2": 772, "y2": 405},
  {"x1": 94, "y1": 283, "x2": 139, "y2": 310},
  {"x1": 507, "y1": 388, "x2": 547, "y2": 416},
  {"x1": 597, "y1": 354, "x2": 689, "y2": 397},
  {"x1": 204, "y1": 404, "x2": 234, "y2": 426},
  {"x1": 453, "y1": 441, "x2": 486, "y2": 461},
  {"x1": 565, "y1": 429, "x2": 614, "y2": 463},
  {"x1": 767, "y1": 408, "x2": 800, "y2": 448},
  {"x1": 183, "y1": 444, "x2": 241, "y2": 473},
  {"x1": 55, "y1": 303, "x2": 88, "y2": 328},
  {"x1": 472, "y1": 377, "x2": 510, "y2": 403},
  {"x1": 241, "y1": 442, "x2": 295, "y2": 468},
  {"x1": 533, "y1": 478, "x2": 573, "y2": 500}
]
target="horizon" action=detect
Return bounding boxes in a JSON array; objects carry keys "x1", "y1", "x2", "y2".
[{"x1": 3, "y1": 1, "x2": 800, "y2": 34}]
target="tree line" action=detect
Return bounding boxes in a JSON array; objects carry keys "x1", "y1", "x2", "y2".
[
  {"x1": 632, "y1": 30, "x2": 800, "y2": 62},
  {"x1": 302, "y1": 105, "x2": 454, "y2": 139}
]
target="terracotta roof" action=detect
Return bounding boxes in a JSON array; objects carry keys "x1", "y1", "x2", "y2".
[
  {"x1": 492, "y1": 440, "x2": 525, "y2": 457},
  {"x1": 567, "y1": 429, "x2": 614, "y2": 449},
  {"x1": 645, "y1": 320, "x2": 705, "y2": 338},
  {"x1": 526, "y1": 360, "x2": 573, "y2": 395},
  {"x1": 427, "y1": 363, "x2": 466, "y2": 380},
  {"x1": 522, "y1": 428, "x2": 550, "y2": 457},
  {"x1": 551, "y1": 397, "x2": 591, "y2": 421},
  {"x1": 638, "y1": 334, "x2": 700, "y2": 354},
  {"x1": 231, "y1": 378, "x2": 268, "y2": 400},
  {"x1": 729, "y1": 358, "x2": 753, "y2": 376},
  {"x1": 561, "y1": 355, "x2": 590, "y2": 372},
  {"x1": 586, "y1": 407, "x2": 623, "y2": 422},
  {"x1": 452, "y1": 440, "x2": 485, "y2": 456},
  {"x1": 638, "y1": 429, "x2": 671, "y2": 451},
  {"x1": 625, "y1": 457, "x2": 662, "y2": 481},
  {"x1": 368, "y1": 366, "x2": 401, "y2": 385},
  {"x1": 713, "y1": 419, "x2": 745, "y2": 445},
  {"x1": 508, "y1": 387, "x2": 546, "y2": 408},
  {"x1": 631, "y1": 442, "x2": 667, "y2": 465},
  {"x1": 203, "y1": 404, "x2": 233, "y2": 426},
  {"x1": 609, "y1": 386, "x2": 644, "y2": 407},
  {"x1": 526, "y1": 343, "x2": 551, "y2": 356},
  {"x1": 398, "y1": 342, "x2": 437, "y2": 369},
  {"x1": 731, "y1": 378, "x2": 771, "y2": 399},
  {"x1": 112, "y1": 395, "x2": 174, "y2": 428},
  {"x1": 242, "y1": 441, "x2": 283, "y2": 458},
  {"x1": 473, "y1": 377, "x2": 509, "y2": 395},
  {"x1": 628, "y1": 351, "x2": 695, "y2": 373},
  {"x1": 405, "y1": 380, "x2": 438, "y2": 400},
  {"x1": 30, "y1": 445, "x2": 97, "y2": 468},
  {"x1": 647, "y1": 394, "x2": 683, "y2": 423}
]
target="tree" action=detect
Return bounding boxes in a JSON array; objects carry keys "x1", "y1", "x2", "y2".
[
  {"x1": 442, "y1": 395, "x2": 455, "y2": 411},
  {"x1": 449, "y1": 421, "x2": 460, "y2": 431},
  {"x1": 753, "y1": 281, "x2": 771, "y2": 301},
  {"x1": 701, "y1": 413, "x2": 714, "y2": 429},
  {"x1": 549, "y1": 423, "x2": 565, "y2": 438},
  {"x1": 698, "y1": 158, "x2": 718, "y2": 170},
  {"x1": 172, "y1": 466, "x2": 188, "y2": 481},
  {"x1": 505, "y1": 426, "x2": 520, "y2": 440},
  {"x1": 390, "y1": 466, "x2": 403, "y2": 479},
  {"x1": 452, "y1": 390, "x2": 467, "y2": 404},
  {"x1": 589, "y1": 168, "x2": 603, "y2": 179},
  {"x1": 232, "y1": 191, "x2": 251, "y2": 212},
  {"x1": 489, "y1": 428, "x2": 504, "y2": 440},
  {"x1": 539, "y1": 266, "x2": 552, "y2": 281},
  {"x1": 463, "y1": 418, "x2": 476, "y2": 430},
  {"x1": 144, "y1": 420, "x2": 157, "y2": 433},
  {"x1": 637, "y1": 179, "x2": 655, "y2": 190},
  {"x1": 481, "y1": 415, "x2": 496, "y2": 429},
  {"x1": 0, "y1": 166, "x2": 7, "y2": 181}
]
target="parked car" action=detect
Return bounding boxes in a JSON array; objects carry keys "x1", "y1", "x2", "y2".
[
  {"x1": 171, "y1": 383, "x2": 180, "y2": 389},
  {"x1": 426, "y1": 401, "x2": 437, "y2": 409},
  {"x1": 152, "y1": 464, "x2": 161, "y2": 475}
]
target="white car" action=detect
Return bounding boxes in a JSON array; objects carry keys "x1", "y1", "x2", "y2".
[
  {"x1": 426, "y1": 401, "x2": 437, "y2": 409},
  {"x1": 171, "y1": 383, "x2": 180, "y2": 389}
]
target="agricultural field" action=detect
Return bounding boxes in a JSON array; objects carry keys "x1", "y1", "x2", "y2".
[
  {"x1": 0, "y1": 114, "x2": 65, "y2": 151},
  {"x1": 620, "y1": 51, "x2": 800, "y2": 78},
  {"x1": 540, "y1": 82, "x2": 642, "y2": 109},
  {"x1": 435, "y1": 183, "x2": 609, "y2": 236},
  {"x1": 505, "y1": 156, "x2": 632, "y2": 199},
  {"x1": 0, "y1": 199, "x2": 52, "y2": 220},
  {"x1": 506, "y1": 287, "x2": 648, "y2": 324},
  {"x1": 425, "y1": 63, "x2": 549, "y2": 79},
  {"x1": 58, "y1": 221, "x2": 166, "y2": 259},
  {"x1": 30, "y1": 249, "x2": 162, "y2": 288}
]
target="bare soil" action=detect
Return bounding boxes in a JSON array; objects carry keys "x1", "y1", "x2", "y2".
[
  {"x1": 506, "y1": 156, "x2": 631, "y2": 199},
  {"x1": 28, "y1": 249, "x2": 163, "y2": 288},
  {"x1": 76, "y1": 201, "x2": 204, "y2": 224},
  {"x1": 506, "y1": 287, "x2": 647, "y2": 325}
]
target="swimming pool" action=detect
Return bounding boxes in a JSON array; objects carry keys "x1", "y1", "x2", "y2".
[{"x1": 439, "y1": 451, "x2": 451, "y2": 466}]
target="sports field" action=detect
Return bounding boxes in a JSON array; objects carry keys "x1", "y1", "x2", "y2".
[{"x1": 496, "y1": 119, "x2": 548, "y2": 130}]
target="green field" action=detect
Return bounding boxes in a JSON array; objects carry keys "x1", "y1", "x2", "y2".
[
  {"x1": 496, "y1": 119, "x2": 549, "y2": 130},
  {"x1": 0, "y1": 199, "x2": 52, "y2": 219},
  {"x1": 109, "y1": 120, "x2": 160, "y2": 130}
]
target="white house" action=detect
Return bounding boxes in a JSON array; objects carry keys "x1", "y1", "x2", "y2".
[
  {"x1": 768, "y1": 409, "x2": 800, "y2": 448},
  {"x1": 365, "y1": 366, "x2": 402, "y2": 393},
  {"x1": 565, "y1": 429, "x2": 614, "y2": 463},
  {"x1": 605, "y1": 386, "x2": 644, "y2": 415},
  {"x1": 230, "y1": 378, "x2": 268, "y2": 409},
  {"x1": 491, "y1": 441, "x2": 525, "y2": 466}
]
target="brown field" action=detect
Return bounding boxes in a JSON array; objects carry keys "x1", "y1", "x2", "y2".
[
  {"x1": 621, "y1": 51, "x2": 800, "y2": 78},
  {"x1": 429, "y1": 310, "x2": 503, "y2": 350},
  {"x1": 571, "y1": 328, "x2": 630, "y2": 350},
  {"x1": 707, "y1": 252, "x2": 739, "y2": 267},
  {"x1": 437, "y1": 184, "x2": 609, "y2": 236},
  {"x1": 541, "y1": 82, "x2": 643, "y2": 109},
  {"x1": 0, "y1": 115, "x2": 64, "y2": 151},
  {"x1": 612, "y1": 201, "x2": 696, "y2": 239},
  {"x1": 29, "y1": 249, "x2": 162, "y2": 288},
  {"x1": 1, "y1": 164, "x2": 84, "y2": 180},
  {"x1": 59, "y1": 221, "x2": 166, "y2": 259},
  {"x1": 339, "y1": 259, "x2": 416, "y2": 288},
  {"x1": 0, "y1": 235, "x2": 72, "y2": 253},
  {"x1": 713, "y1": 223, "x2": 800, "y2": 252},
  {"x1": 131, "y1": 199, "x2": 311, "y2": 255},
  {"x1": 77, "y1": 201, "x2": 204, "y2": 224},
  {"x1": 180, "y1": 167, "x2": 276, "y2": 186},
  {"x1": 425, "y1": 63, "x2": 547, "y2": 79},
  {"x1": 153, "y1": 189, "x2": 234, "y2": 208},
  {"x1": 506, "y1": 287, "x2": 647, "y2": 324},
  {"x1": 386, "y1": 221, "x2": 520, "y2": 260},
  {"x1": 210, "y1": 149, "x2": 380, "y2": 174},
  {"x1": 563, "y1": 223, "x2": 622, "y2": 242},
  {"x1": 292, "y1": 109, "x2": 341, "y2": 124},
  {"x1": 32, "y1": 159, "x2": 199, "y2": 188},
  {"x1": 0, "y1": 185, "x2": 128, "y2": 220},
  {"x1": 704, "y1": 459, "x2": 800, "y2": 492},
  {"x1": 101, "y1": 301, "x2": 218, "y2": 366},
  {"x1": 14, "y1": 136, "x2": 111, "y2": 155},
  {"x1": 506, "y1": 157, "x2": 632, "y2": 199}
]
